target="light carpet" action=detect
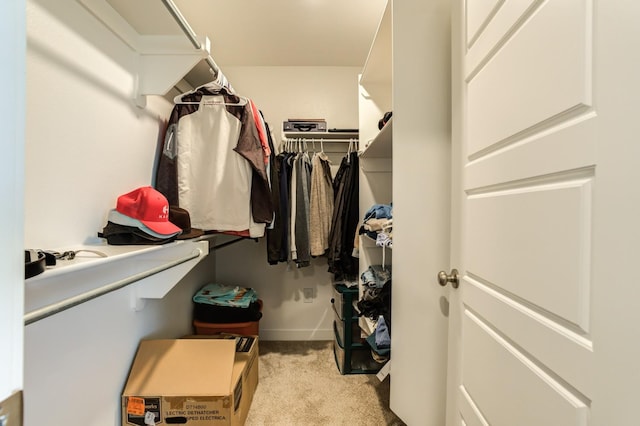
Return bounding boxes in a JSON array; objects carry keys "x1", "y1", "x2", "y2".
[{"x1": 245, "y1": 340, "x2": 406, "y2": 426}]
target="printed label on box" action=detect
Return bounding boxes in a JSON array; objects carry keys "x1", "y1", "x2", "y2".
[{"x1": 126, "y1": 397, "x2": 162, "y2": 425}]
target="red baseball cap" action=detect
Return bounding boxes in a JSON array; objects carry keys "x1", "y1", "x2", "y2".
[{"x1": 116, "y1": 186, "x2": 182, "y2": 236}]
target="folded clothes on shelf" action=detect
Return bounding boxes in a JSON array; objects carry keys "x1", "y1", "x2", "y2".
[
  {"x1": 361, "y1": 264, "x2": 392, "y2": 289},
  {"x1": 193, "y1": 283, "x2": 258, "y2": 308},
  {"x1": 192, "y1": 283, "x2": 262, "y2": 324}
]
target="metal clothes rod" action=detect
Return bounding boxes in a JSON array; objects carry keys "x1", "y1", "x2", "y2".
[
  {"x1": 24, "y1": 248, "x2": 203, "y2": 326},
  {"x1": 160, "y1": 0, "x2": 221, "y2": 78}
]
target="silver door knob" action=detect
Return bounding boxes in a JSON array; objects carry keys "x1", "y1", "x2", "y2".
[{"x1": 438, "y1": 269, "x2": 459, "y2": 289}]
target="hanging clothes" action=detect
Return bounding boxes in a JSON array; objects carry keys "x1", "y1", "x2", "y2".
[
  {"x1": 327, "y1": 151, "x2": 359, "y2": 281},
  {"x1": 309, "y1": 151, "x2": 334, "y2": 256},
  {"x1": 155, "y1": 86, "x2": 273, "y2": 237},
  {"x1": 266, "y1": 123, "x2": 286, "y2": 264},
  {"x1": 292, "y1": 151, "x2": 312, "y2": 267},
  {"x1": 272, "y1": 151, "x2": 295, "y2": 263}
]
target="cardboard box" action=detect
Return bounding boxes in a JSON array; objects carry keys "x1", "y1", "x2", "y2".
[
  {"x1": 122, "y1": 336, "x2": 258, "y2": 425},
  {"x1": 183, "y1": 335, "x2": 259, "y2": 425}
]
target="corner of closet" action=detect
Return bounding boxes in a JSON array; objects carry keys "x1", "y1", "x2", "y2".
[
  {"x1": 356, "y1": 0, "x2": 393, "y2": 355},
  {"x1": 76, "y1": 0, "x2": 210, "y2": 108}
]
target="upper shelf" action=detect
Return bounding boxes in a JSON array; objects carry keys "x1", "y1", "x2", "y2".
[
  {"x1": 359, "y1": 118, "x2": 392, "y2": 158},
  {"x1": 77, "y1": 0, "x2": 208, "y2": 107},
  {"x1": 360, "y1": 0, "x2": 392, "y2": 88},
  {"x1": 283, "y1": 131, "x2": 359, "y2": 140}
]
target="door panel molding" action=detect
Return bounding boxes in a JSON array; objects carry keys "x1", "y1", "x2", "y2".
[
  {"x1": 465, "y1": 112, "x2": 596, "y2": 189},
  {"x1": 466, "y1": 178, "x2": 593, "y2": 330},
  {"x1": 467, "y1": 0, "x2": 592, "y2": 156},
  {"x1": 464, "y1": 276, "x2": 593, "y2": 397},
  {"x1": 466, "y1": 0, "x2": 543, "y2": 78},
  {"x1": 458, "y1": 385, "x2": 489, "y2": 426},
  {"x1": 466, "y1": 0, "x2": 504, "y2": 49},
  {"x1": 463, "y1": 311, "x2": 590, "y2": 425}
]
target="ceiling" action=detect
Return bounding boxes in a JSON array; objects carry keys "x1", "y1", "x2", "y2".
[{"x1": 107, "y1": 0, "x2": 387, "y2": 86}]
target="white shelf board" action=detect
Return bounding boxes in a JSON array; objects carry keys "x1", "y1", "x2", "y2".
[
  {"x1": 362, "y1": 234, "x2": 393, "y2": 250},
  {"x1": 77, "y1": 0, "x2": 210, "y2": 107},
  {"x1": 359, "y1": 118, "x2": 392, "y2": 158},
  {"x1": 283, "y1": 131, "x2": 359, "y2": 140},
  {"x1": 360, "y1": 0, "x2": 392, "y2": 88},
  {"x1": 25, "y1": 238, "x2": 210, "y2": 318}
]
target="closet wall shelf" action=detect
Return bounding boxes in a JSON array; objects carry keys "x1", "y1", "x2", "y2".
[
  {"x1": 24, "y1": 239, "x2": 209, "y2": 323},
  {"x1": 362, "y1": 234, "x2": 393, "y2": 250},
  {"x1": 359, "y1": 119, "x2": 392, "y2": 173},
  {"x1": 360, "y1": 118, "x2": 392, "y2": 158},
  {"x1": 283, "y1": 131, "x2": 359, "y2": 140},
  {"x1": 360, "y1": 0, "x2": 392, "y2": 89},
  {"x1": 77, "y1": 0, "x2": 209, "y2": 107}
]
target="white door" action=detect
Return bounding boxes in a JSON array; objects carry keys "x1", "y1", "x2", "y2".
[{"x1": 446, "y1": 0, "x2": 640, "y2": 425}]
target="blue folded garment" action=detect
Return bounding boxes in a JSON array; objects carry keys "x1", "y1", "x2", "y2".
[
  {"x1": 375, "y1": 315, "x2": 391, "y2": 348},
  {"x1": 366, "y1": 327, "x2": 391, "y2": 356},
  {"x1": 363, "y1": 203, "x2": 393, "y2": 221},
  {"x1": 193, "y1": 283, "x2": 258, "y2": 308},
  {"x1": 361, "y1": 265, "x2": 392, "y2": 289}
]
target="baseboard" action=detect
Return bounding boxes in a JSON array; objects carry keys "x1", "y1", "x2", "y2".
[{"x1": 259, "y1": 328, "x2": 333, "y2": 341}]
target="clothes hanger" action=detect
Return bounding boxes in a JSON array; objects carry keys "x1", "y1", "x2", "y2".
[
  {"x1": 173, "y1": 90, "x2": 248, "y2": 106},
  {"x1": 173, "y1": 73, "x2": 247, "y2": 106},
  {"x1": 382, "y1": 244, "x2": 386, "y2": 271},
  {"x1": 346, "y1": 138, "x2": 354, "y2": 163}
]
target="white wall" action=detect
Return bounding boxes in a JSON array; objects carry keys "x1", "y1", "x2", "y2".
[
  {"x1": 224, "y1": 66, "x2": 360, "y2": 134},
  {"x1": 0, "y1": 0, "x2": 26, "y2": 405},
  {"x1": 23, "y1": 1, "x2": 214, "y2": 425},
  {"x1": 214, "y1": 66, "x2": 361, "y2": 340},
  {"x1": 23, "y1": 2, "x2": 362, "y2": 424},
  {"x1": 24, "y1": 255, "x2": 215, "y2": 425},
  {"x1": 25, "y1": 0, "x2": 172, "y2": 249}
]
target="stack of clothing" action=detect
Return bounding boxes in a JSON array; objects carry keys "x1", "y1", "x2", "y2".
[
  {"x1": 359, "y1": 203, "x2": 393, "y2": 248},
  {"x1": 357, "y1": 265, "x2": 392, "y2": 323},
  {"x1": 366, "y1": 315, "x2": 391, "y2": 363},
  {"x1": 192, "y1": 283, "x2": 262, "y2": 324},
  {"x1": 358, "y1": 265, "x2": 392, "y2": 362}
]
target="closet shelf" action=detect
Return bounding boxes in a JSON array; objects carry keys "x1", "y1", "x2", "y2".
[
  {"x1": 360, "y1": 0, "x2": 392, "y2": 88},
  {"x1": 24, "y1": 238, "x2": 210, "y2": 323},
  {"x1": 283, "y1": 131, "x2": 359, "y2": 140},
  {"x1": 77, "y1": 0, "x2": 211, "y2": 107},
  {"x1": 362, "y1": 234, "x2": 393, "y2": 250},
  {"x1": 359, "y1": 118, "x2": 392, "y2": 159}
]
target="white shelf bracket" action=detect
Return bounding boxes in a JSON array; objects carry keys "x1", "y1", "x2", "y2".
[
  {"x1": 134, "y1": 36, "x2": 211, "y2": 108},
  {"x1": 130, "y1": 242, "x2": 209, "y2": 311}
]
